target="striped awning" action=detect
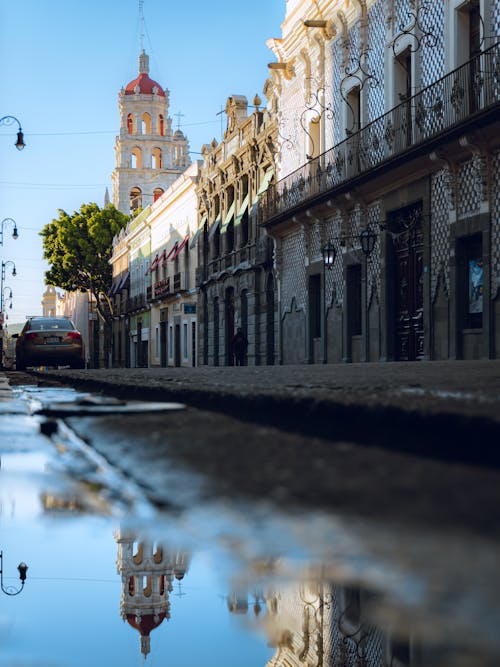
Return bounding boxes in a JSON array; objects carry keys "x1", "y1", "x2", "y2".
[
  {"x1": 220, "y1": 201, "x2": 235, "y2": 233},
  {"x1": 235, "y1": 194, "x2": 249, "y2": 226}
]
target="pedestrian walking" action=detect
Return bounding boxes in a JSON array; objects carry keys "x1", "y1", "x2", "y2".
[{"x1": 232, "y1": 327, "x2": 248, "y2": 366}]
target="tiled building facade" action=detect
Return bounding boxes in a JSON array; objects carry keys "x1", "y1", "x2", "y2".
[{"x1": 261, "y1": 0, "x2": 500, "y2": 363}]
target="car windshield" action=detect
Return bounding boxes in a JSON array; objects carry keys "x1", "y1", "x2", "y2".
[{"x1": 27, "y1": 318, "x2": 75, "y2": 331}]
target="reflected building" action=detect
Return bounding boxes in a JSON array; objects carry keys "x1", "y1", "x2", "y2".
[
  {"x1": 115, "y1": 531, "x2": 190, "y2": 658},
  {"x1": 228, "y1": 578, "x2": 418, "y2": 667}
]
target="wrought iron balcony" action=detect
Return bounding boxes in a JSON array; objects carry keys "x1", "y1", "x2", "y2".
[{"x1": 261, "y1": 43, "x2": 500, "y2": 222}]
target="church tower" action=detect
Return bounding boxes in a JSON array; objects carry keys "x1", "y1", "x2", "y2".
[{"x1": 112, "y1": 50, "x2": 190, "y2": 215}]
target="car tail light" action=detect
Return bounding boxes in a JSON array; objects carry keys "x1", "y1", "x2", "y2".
[
  {"x1": 25, "y1": 332, "x2": 38, "y2": 340},
  {"x1": 65, "y1": 331, "x2": 82, "y2": 341}
]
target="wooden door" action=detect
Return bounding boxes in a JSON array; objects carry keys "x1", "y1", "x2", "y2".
[{"x1": 394, "y1": 213, "x2": 424, "y2": 361}]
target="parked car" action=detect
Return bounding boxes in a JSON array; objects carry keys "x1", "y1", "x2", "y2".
[{"x1": 14, "y1": 316, "x2": 85, "y2": 370}]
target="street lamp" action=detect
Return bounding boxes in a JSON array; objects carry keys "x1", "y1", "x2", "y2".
[
  {"x1": 321, "y1": 240, "x2": 337, "y2": 363},
  {"x1": 0, "y1": 116, "x2": 25, "y2": 150},
  {"x1": 360, "y1": 227, "x2": 377, "y2": 362},
  {"x1": 0, "y1": 550, "x2": 28, "y2": 596},
  {"x1": 0, "y1": 218, "x2": 19, "y2": 245}
]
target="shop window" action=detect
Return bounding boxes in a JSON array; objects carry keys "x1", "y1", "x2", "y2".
[{"x1": 461, "y1": 234, "x2": 483, "y2": 329}]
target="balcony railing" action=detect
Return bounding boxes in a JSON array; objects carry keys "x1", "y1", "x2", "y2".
[
  {"x1": 261, "y1": 43, "x2": 500, "y2": 222},
  {"x1": 206, "y1": 242, "x2": 256, "y2": 277}
]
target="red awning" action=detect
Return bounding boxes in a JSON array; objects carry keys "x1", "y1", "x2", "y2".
[
  {"x1": 162, "y1": 242, "x2": 178, "y2": 266},
  {"x1": 172, "y1": 235, "x2": 189, "y2": 260},
  {"x1": 150, "y1": 253, "x2": 160, "y2": 271}
]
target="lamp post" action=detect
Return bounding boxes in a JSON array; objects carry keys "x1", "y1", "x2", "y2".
[
  {"x1": 0, "y1": 550, "x2": 28, "y2": 596},
  {"x1": 321, "y1": 240, "x2": 336, "y2": 364},
  {"x1": 0, "y1": 116, "x2": 25, "y2": 150},
  {"x1": 0, "y1": 217, "x2": 19, "y2": 245},
  {"x1": 0, "y1": 261, "x2": 17, "y2": 369},
  {"x1": 360, "y1": 228, "x2": 376, "y2": 362}
]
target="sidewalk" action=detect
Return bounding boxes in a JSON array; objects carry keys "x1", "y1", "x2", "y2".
[{"x1": 27, "y1": 360, "x2": 500, "y2": 467}]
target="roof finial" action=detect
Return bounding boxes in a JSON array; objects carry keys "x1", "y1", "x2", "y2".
[
  {"x1": 139, "y1": 50, "x2": 149, "y2": 74},
  {"x1": 138, "y1": 0, "x2": 145, "y2": 53}
]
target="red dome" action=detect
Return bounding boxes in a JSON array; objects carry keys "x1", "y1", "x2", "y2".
[
  {"x1": 125, "y1": 72, "x2": 165, "y2": 97},
  {"x1": 126, "y1": 611, "x2": 167, "y2": 635}
]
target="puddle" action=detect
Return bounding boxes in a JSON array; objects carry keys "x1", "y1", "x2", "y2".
[{"x1": 1, "y1": 383, "x2": 500, "y2": 666}]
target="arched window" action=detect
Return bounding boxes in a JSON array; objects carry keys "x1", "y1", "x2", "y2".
[
  {"x1": 158, "y1": 114, "x2": 165, "y2": 135},
  {"x1": 127, "y1": 113, "x2": 134, "y2": 134},
  {"x1": 141, "y1": 112, "x2": 152, "y2": 135},
  {"x1": 152, "y1": 147, "x2": 162, "y2": 169},
  {"x1": 131, "y1": 147, "x2": 143, "y2": 169},
  {"x1": 153, "y1": 188, "x2": 164, "y2": 202},
  {"x1": 130, "y1": 187, "x2": 142, "y2": 212}
]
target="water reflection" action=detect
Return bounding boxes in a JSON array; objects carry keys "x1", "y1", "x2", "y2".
[
  {"x1": 227, "y1": 572, "x2": 494, "y2": 667},
  {"x1": 115, "y1": 530, "x2": 191, "y2": 658}
]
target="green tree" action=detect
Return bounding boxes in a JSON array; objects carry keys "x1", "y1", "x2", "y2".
[{"x1": 40, "y1": 203, "x2": 129, "y2": 324}]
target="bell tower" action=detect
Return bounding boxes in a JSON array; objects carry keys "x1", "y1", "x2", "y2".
[
  {"x1": 111, "y1": 49, "x2": 190, "y2": 216},
  {"x1": 115, "y1": 530, "x2": 191, "y2": 658}
]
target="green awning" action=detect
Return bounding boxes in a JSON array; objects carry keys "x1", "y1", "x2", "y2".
[
  {"x1": 257, "y1": 169, "x2": 274, "y2": 196},
  {"x1": 235, "y1": 194, "x2": 249, "y2": 226},
  {"x1": 190, "y1": 214, "x2": 207, "y2": 248},
  {"x1": 208, "y1": 215, "x2": 221, "y2": 239},
  {"x1": 220, "y1": 201, "x2": 235, "y2": 234}
]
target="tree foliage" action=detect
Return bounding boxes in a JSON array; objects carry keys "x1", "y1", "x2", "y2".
[{"x1": 40, "y1": 203, "x2": 129, "y2": 323}]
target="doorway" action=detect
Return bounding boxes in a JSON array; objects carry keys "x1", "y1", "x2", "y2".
[{"x1": 390, "y1": 204, "x2": 424, "y2": 361}]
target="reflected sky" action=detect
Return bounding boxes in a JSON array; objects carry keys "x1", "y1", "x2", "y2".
[
  {"x1": 2, "y1": 384, "x2": 500, "y2": 667},
  {"x1": 1, "y1": 517, "x2": 273, "y2": 667}
]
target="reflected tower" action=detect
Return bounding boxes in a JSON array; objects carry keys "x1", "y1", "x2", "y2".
[{"x1": 115, "y1": 531, "x2": 190, "y2": 658}]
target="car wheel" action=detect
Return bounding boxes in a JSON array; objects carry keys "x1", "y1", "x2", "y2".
[{"x1": 16, "y1": 355, "x2": 25, "y2": 371}]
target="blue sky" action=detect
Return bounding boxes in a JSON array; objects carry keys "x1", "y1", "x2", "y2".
[{"x1": 0, "y1": 0, "x2": 284, "y2": 327}]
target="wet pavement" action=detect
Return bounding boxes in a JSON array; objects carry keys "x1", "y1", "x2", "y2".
[{"x1": 2, "y1": 368, "x2": 500, "y2": 666}]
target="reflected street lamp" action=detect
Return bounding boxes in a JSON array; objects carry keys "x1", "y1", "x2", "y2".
[
  {"x1": 0, "y1": 261, "x2": 17, "y2": 368},
  {"x1": 0, "y1": 550, "x2": 28, "y2": 596},
  {"x1": 322, "y1": 240, "x2": 337, "y2": 363},
  {"x1": 0, "y1": 116, "x2": 25, "y2": 150},
  {"x1": 0, "y1": 217, "x2": 19, "y2": 245}
]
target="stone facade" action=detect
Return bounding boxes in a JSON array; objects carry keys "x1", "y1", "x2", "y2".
[
  {"x1": 196, "y1": 94, "x2": 278, "y2": 366},
  {"x1": 261, "y1": 0, "x2": 500, "y2": 363}
]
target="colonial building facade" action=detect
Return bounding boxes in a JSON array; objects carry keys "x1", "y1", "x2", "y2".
[
  {"x1": 261, "y1": 0, "x2": 500, "y2": 363},
  {"x1": 196, "y1": 94, "x2": 278, "y2": 366},
  {"x1": 148, "y1": 161, "x2": 200, "y2": 368}
]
